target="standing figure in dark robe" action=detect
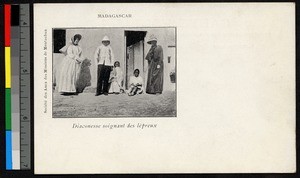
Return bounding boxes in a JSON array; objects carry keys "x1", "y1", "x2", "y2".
[{"x1": 145, "y1": 34, "x2": 164, "y2": 94}]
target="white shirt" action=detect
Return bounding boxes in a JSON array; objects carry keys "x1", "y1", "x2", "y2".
[
  {"x1": 94, "y1": 45, "x2": 115, "y2": 66},
  {"x1": 129, "y1": 76, "x2": 144, "y2": 86}
]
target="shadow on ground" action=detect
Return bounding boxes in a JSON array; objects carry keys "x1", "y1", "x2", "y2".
[{"x1": 52, "y1": 90, "x2": 176, "y2": 118}]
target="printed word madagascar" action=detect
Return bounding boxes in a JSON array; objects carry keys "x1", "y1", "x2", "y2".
[{"x1": 98, "y1": 14, "x2": 132, "y2": 18}]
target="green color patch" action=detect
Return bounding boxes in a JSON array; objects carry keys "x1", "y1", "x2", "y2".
[{"x1": 5, "y1": 88, "x2": 11, "y2": 130}]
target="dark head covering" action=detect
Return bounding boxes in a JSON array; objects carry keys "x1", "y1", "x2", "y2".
[
  {"x1": 114, "y1": 61, "x2": 120, "y2": 67},
  {"x1": 134, "y1": 69, "x2": 140, "y2": 74},
  {"x1": 73, "y1": 34, "x2": 82, "y2": 41}
]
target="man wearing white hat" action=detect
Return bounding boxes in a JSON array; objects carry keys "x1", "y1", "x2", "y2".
[
  {"x1": 94, "y1": 35, "x2": 115, "y2": 96},
  {"x1": 145, "y1": 34, "x2": 164, "y2": 94}
]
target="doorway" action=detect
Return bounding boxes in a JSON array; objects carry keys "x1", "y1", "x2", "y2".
[{"x1": 124, "y1": 31, "x2": 147, "y2": 89}]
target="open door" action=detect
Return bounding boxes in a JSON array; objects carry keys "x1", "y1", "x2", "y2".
[{"x1": 124, "y1": 31, "x2": 147, "y2": 89}]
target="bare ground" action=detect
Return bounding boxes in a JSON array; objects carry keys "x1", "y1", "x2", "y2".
[{"x1": 52, "y1": 91, "x2": 176, "y2": 118}]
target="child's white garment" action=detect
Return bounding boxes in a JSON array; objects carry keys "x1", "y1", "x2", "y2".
[
  {"x1": 109, "y1": 67, "x2": 123, "y2": 93},
  {"x1": 128, "y1": 75, "x2": 144, "y2": 95}
]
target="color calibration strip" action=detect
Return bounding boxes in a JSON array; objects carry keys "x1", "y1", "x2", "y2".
[
  {"x1": 5, "y1": 4, "x2": 12, "y2": 170},
  {"x1": 5, "y1": 4, "x2": 31, "y2": 170}
]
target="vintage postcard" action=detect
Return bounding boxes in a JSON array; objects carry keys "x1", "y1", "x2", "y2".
[{"x1": 34, "y1": 3, "x2": 295, "y2": 174}]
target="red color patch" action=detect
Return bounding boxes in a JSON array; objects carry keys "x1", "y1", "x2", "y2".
[{"x1": 5, "y1": 4, "x2": 11, "y2": 47}]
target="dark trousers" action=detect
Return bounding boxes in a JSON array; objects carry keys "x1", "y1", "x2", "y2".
[{"x1": 96, "y1": 65, "x2": 112, "y2": 94}]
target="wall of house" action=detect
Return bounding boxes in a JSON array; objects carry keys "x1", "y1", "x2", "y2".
[
  {"x1": 133, "y1": 41, "x2": 144, "y2": 79},
  {"x1": 53, "y1": 27, "x2": 176, "y2": 91},
  {"x1": 126, "y1": 45, "x2": 134, "y2": 88},
  {"x1": 165, "y1": 46, "x2": 176, "y2": 91}
]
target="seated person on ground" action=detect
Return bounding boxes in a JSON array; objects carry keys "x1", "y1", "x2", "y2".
[{"x1": 128, "y1": 69, "x2": 144, "y2": 96}]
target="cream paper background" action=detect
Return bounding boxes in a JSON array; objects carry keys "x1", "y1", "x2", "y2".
[{"x1": 34, "y1": 3, "x2": 295, "y2": 174}]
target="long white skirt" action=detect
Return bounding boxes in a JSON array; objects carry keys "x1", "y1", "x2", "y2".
[
  {"x1": 109, "y1": 81, "x2": 121, "y2": 93},
  {"x1": 57, "y1": 56, "x2": 80, "y2": 93}
]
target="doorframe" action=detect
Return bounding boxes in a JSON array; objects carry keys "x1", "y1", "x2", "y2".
[{"x1": 124, "y1": 30, "x2": 147, "y2": 90}]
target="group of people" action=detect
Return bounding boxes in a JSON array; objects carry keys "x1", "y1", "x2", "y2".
[{"x1": 56, "y1": 34, "x2": 164, "y2": 96}]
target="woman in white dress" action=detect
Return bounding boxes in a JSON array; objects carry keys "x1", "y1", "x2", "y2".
[
  {"x1": 57, "y1": 34, "x2": 84, "y2": 95},
  {"x1": 109, "y1": 61, "x2": 124, "y2": 94}
]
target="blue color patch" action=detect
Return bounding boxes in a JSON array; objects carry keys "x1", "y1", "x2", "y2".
[{"x1": 6, "y1": 131, "x2": 12, "y2": 170}]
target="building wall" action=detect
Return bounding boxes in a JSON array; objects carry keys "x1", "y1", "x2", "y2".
[
  {"x1": 53, "y1": 27, "x2": 176, "y2": 91},
  {"x1": 126, "y1": 45, "x2": 134, "y2": 88},
  {"x1": 133, "y1": 40, "x2": 144, "y2": 77},
  {"x1": 166, "y1": 46, "x2": 176, "y2": 91}
]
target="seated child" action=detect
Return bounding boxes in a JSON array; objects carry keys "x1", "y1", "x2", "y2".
[
  {"x1": 109, "y1": 61, "x2": 124, "y2": 94},
  {"x1": 128, "y1": 69, "x2": 144, "y2": 96}
]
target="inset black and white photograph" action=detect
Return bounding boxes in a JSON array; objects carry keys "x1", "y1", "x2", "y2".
[{"x1": 52, "y1": 27, "x2": 176, "y2": 118}]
